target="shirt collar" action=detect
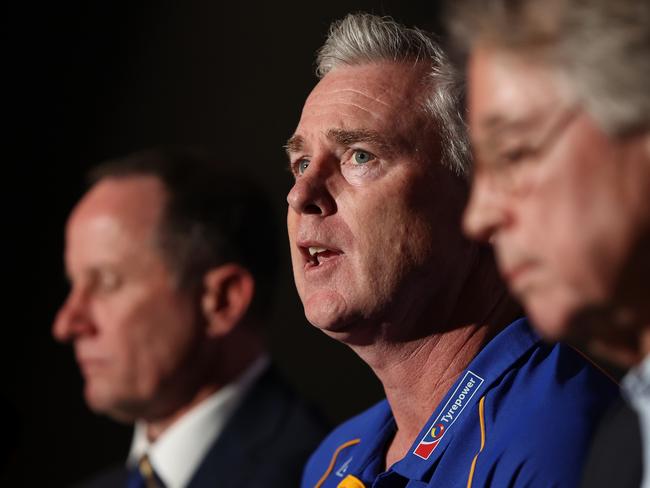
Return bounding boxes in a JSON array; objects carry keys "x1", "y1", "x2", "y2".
[
  {"x1": 392, "y1": 318, "x2": 539, "y2": 481},
  {"x1": 623, "y1": 354, "x2": 650, "y2": 401},
  {"x1": 127, "y1": 355, "x2": 270, "y2": 488},
  {"x1": 341, "y1": 318, "x2": 539, "y2": 484},
  {"x1": 622, "y1": 354, "x2": 650, "y2": 487}
]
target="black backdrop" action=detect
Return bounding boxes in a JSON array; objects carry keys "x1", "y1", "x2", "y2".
[{"x1": 3, "y1": 1, "x2": 443, "y2": 485}]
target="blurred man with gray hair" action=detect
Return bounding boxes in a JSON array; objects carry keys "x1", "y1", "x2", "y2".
[
  {"x1": 449, "y1": 0, "x2": 650, "y2": 486},
  {"x1": 286, "y1": 13, "x2": 617, "y2": 488}
]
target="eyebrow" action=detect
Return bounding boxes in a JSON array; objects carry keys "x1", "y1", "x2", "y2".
[
  {"x1": 284, "y1": 129, "x2": 394, "y2": 156},
  {"x1": 284, "y1": 134, "x2": 304, "y2": 155},
  {"x1": 473, "y1": 114, "x2": 540, "y2": 149},
  {"x1": 326, "y1": 128, "x2": 393, "y2": 154},
  {"x1": 480, "y1": 106, "x2": 555, "y2": 136},
  {"x1": 480, "y1": 114, "x2": 524, "y2": 135}
]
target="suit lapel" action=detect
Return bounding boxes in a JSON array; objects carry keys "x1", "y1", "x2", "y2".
[{"x1": 187, "y1": 366, "x2": 291, "y2": 488}]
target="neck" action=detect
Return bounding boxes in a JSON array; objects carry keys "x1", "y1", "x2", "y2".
[
  {"x1": 144, "y1": 384, "x2": 222, "y2": 441},
  {"x1": 590, "y1": 223, "x2": 650, "y2": 368},
  {"x1": 573, "y1": 297, "x2": 650, "y2": 369},
  {"x1": 144, "y1": 329, "x2": 266, "y2": 442},
  {"x1": 379, "y1": 323, "x2": 492, "y2": 467},
  {"x1": 348, "y1": 250, "x2": 518, "y2": 468}
]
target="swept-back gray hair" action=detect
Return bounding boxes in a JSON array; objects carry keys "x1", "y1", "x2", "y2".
[
  {"x1": 449, "y1": 0, "x2": 650, "y2": 136},
  {"x1": 316, "y1": 13, "x2": 471, "y2": 177}
]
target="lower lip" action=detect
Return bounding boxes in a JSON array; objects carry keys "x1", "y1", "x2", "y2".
[
  {"x1": 304, "y1": 253, "x2": 344, "y2": 275},
  {"x1": 78, "y1": 359, "x2": 107, "y2": 375}
]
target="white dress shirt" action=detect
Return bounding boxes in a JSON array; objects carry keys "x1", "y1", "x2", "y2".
[
  {"x1": 623, "y1": 354, "x2": 650, "y2": 488},
  {"x1": 126, "y1": 355, "x2": 270, "y2": 488}
]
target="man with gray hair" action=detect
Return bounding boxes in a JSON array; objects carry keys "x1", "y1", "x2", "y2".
[
  {"x1": 449, "y1": 0, "x2": 650, "y2": 485},
  {"x1": 286, "y1": 13, "x2": 617, "y2": 488}
]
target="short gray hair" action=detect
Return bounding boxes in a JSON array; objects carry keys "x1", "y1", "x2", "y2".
[
  {"x1": 316, "y1": 13, "x2": 471, "y2": 177},
  {"x1": 449, "y1": 0, "x2": 650, "y2": 135}
]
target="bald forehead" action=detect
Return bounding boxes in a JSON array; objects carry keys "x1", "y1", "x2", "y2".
[
  {"x1": 292, "y1": 62, "x2": 436, "y2": 157},
  {"x1": 305, "y1": 62, "x2": 430, "y2": 113},
  {"x1": 69, "y1": 175, "x2": 167, "y2": 238}
]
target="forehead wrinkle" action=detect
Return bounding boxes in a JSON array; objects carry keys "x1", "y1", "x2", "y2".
[
  {"x1": 304, "y1": 100, "x2": 380, "y2": 121},
  {"x1": 328, "y1": 88, "x2": 392, "y2": 108},
  {"x1": 310, "y1": 86, "x2": 393, "y2": 109}
]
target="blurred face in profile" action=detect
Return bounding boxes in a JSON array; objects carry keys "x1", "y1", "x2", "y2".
[
  {"x1": 464, "y1": 45, "x2": 650, "y2": 351},
  {"x1": 53, "y1": 176, "x2": 202, "y2": 422}
]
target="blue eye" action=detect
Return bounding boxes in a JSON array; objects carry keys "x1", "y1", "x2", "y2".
[
  {"x1": 298, "y1": 159, "x2": 310, "y2": 174},
  {"x1": 353, "y1": 150, "x2": 372, "y2": 164}
]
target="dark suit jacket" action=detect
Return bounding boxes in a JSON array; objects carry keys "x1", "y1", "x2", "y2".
[
  {"x1": 580, "y1": 396, "x2": 643, "y2": 488},
  {"x1": 77, "y1": 366, "x2": 329, "y2": 487}
]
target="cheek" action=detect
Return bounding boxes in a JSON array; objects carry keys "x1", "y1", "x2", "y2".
[
  {"x1": 105, "y1": 294, "x2": 198, "y2": 387},
  {"x1": 535, "y1": 142, "x2": 628, "y2": 297},
  {"x1": 352, "y1": 197, "x2": 436, "y2": 297},
  {"x1": 140, "y1": 300, "x2": 198, "y2": 365},
  {"x1": 287, "y1": 213, "x2": 305, "y2": 280},
  {"x1": 555, "y1": 151, "x2": 627, "y2": 290},
  {"x1": 286, "y1": 209, "x2": 297, "y2": 240},
  {"x1": 518, "y1": 188, "x2": 602, "y2": 304}
]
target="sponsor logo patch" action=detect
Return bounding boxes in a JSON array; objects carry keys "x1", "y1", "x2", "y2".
[{"x1": 413, "y1": 370, "x2": 484, "y2": 460}]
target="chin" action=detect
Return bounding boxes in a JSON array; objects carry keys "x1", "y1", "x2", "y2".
[
  {"x1": 304, "y1": 305, "x2": 382, "y2": 350},
  {"x1": 303, "y1": 290, "x2": 354, "y2": 331},
  {"x1": 305, "y1": 307, "x2": 356, "y2": 335},
  {"x1": 522, "y1": 289, "x2": 578, "y2": 342},
  {"x1": 84, "y1": 384, "x2": 141, "y2": 423}
]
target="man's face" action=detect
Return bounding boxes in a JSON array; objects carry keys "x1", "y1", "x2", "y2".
[
  {"x1": 286, "y1": 62, "x2": 471, "y2": 340},
  {"x1": 464, "y1": 45, "x2": 650, "y2": 341},
  {"x1": 53, "y1": 176, "x2": 201, "y2": 422}
]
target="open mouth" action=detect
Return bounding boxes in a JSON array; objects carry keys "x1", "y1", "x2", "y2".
[{"x1": 301, "y1": 245, "x2": 343, "y2": 268}]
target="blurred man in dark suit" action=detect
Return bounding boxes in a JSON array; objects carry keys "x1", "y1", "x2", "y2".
[
  {"x1": 53, "y1": 149, "x2": 327, "y2": 487},
  {"x1": 450, "y1": 0, "x2": 650, "y2": 485}
]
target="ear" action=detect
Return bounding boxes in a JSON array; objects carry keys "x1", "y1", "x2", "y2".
[{"x1": 200, "y1": 264, "x2": 255, "y2": 338}]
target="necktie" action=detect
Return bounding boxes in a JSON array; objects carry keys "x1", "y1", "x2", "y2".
[{"x1": 126, "y1": 454, "x2": 164, "y2": 488}]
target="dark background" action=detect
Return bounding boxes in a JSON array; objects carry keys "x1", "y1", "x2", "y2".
[{"x1": 3, "y1": 1, "x2": 443, "y2": 485}]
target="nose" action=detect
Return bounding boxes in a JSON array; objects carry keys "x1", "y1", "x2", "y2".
[
  {"x1": 287, "y1": 162, "x2": 336, "y2": 216},
  {"x1": 463, "y1": 175, "x2": 510, "y2": 243},
  {"x1": 52, "y1": 288, "x2": 95, "y2": 343}
]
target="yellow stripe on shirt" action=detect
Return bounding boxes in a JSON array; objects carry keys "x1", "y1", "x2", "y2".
[
  {"x1": 466, "y1": 396, "x2": 487, "y2": 488},
  {"x1": 314, "y1": 438, "x2": 361, "y2": 488}
]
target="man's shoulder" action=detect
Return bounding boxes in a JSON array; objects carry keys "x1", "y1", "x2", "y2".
[
  {"x1": 486, "y1": 337, "x2": 620, "y2": 447},
  {"x1": 475, "y1": 318, "x2": 618, "y2": 412},
  {"x1": 419, "y1": 320, "x2": 620, "y2": 487},
  {"x1": 236, "y1": 364, "x2": 330, "y2": 444},
  {"x1": 495, "y1": 339, "x2": 619, "y2": 410},
  {"x1": 190, "y1": 365, "x2": 330, "y2": 487},
  {"x1": 70, "y1": 464, "x2": 128, "y2": 488},
  {"x1": 302, "y1": 400, "x2": 389, "y2": 487},
  {"x1": 469, "y1": 340, "x2": 619, "y2": 486}
]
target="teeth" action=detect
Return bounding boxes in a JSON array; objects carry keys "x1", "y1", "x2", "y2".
[{"x1": 308, "y1": 246, "x2": 327, "y2": 257}]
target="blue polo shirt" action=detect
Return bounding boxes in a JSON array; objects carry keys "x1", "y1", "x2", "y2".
[{"x1": 302, "y1": 318, "x2": 618, "y2": 488}]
